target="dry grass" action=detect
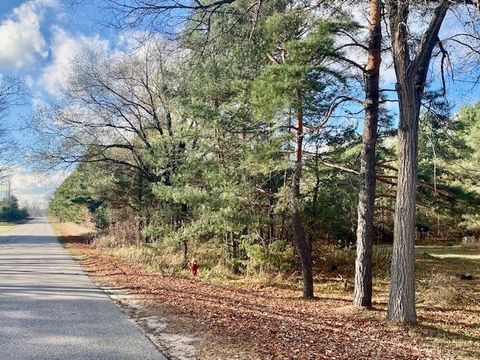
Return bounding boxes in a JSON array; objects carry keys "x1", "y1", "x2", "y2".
[
  {"x1": 411, "y1": 244, "x2": 480, "y2": 360},
  {"x1": 50, "y1": 220, "x2": 96, "y2": 248},
  {"x1": 417, "y1": 273, "x2": 462, "y2": 306}
]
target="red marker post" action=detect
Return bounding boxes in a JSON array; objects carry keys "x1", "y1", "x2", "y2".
[{"x1": 188, "y1": 258, "x2": 199, "y2": 278}]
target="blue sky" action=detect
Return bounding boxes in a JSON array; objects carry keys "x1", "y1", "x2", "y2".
[
  {"x1": 0, "y1": 1, "x2": 479, "y2": 207},
  {"x1": 0, "y1": 0, "x2": 115, "y2": 206}
]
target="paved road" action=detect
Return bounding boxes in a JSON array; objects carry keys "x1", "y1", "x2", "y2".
[{"x1": 0, "y1": 218, "x2": 166, "y2": 360}]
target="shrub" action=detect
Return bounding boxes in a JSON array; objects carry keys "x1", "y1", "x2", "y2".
[{"x1": 417, "y1": 272, "x2": 462, "y2": 306}]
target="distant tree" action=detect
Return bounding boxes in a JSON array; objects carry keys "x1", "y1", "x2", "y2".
[
  {"x1": 0, "y1": 194, "x2": 29, "y2": 222},
  {"x1": 23, "y1": 201, "x2": 48, "y2": 217}
]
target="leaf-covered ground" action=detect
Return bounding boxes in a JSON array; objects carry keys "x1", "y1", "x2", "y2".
[
  {"x1": 67, "y1": 244, "x2": 431, "y2": 359},
  {"x1": 55, "y1": 223, "x2": 479, "y2": 360}
]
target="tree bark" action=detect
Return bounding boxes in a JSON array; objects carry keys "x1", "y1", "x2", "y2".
[
  {"x1": 386, "y1": 0, "x2": 449, "y2": 323},
  {"x1": 387, "y1": 81, "x2": 420, "y2": 323},
  {"x1": 292, "y1": 89, "x2": 314, "y2": 299},
  {"x1": 353, "y1": 0, "x2": 382, "y2": 308}
]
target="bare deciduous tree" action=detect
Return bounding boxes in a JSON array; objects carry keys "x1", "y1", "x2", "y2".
[
  {"x1": 29, "y1": 41, "x2": 179, "y2": 179},
  {"x1": 0, "y1": 77, "x2": 25, "y2": 178},
  {"x1": 28, "y1": 39, "x2": 188, "y2": 233}
]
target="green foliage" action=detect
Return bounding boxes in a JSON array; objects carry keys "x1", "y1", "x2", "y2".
[
  {"x1": 49, "y1": 0, "x2": 480, "y2": 281},
  {"x1": 0, "y1": 195, "x2": 29, "y2": 222},
  {"x1": 49, "y1": 165, "x2": 108, "y2": 226}
]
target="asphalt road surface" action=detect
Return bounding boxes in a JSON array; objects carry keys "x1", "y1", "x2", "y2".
[{"x1": 0, "y1": 218, "x2": 166, "y2": 360}]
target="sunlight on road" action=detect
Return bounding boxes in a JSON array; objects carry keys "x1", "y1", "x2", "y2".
[{"x1": 0, "y1": 218, "x2": 166, "y2": 359}]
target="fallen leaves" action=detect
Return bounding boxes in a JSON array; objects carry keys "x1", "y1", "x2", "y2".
[{"x1": 63, "y1": 242, "x2": 433, "y2": 360}]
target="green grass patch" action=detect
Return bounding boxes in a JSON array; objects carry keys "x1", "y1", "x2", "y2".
[
  {"x1": 419, "y1": 244, "x2": 480, "y2": 260},
  {"x1": 0, "y1": 225, "x2": 14, "y2": 233}
]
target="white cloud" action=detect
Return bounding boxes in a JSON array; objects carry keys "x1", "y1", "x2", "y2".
[
  {"x1": 41, "y1": 27, "x2": 109, "y2": 96},
  {"x1": 0, "y1": 0, "x2": 57, "y2": 70},
  {"x1": 380, "y1": 52, "x2": 397, "y2": 86},
  {"x1": 5, "y1": 166, "x2": 69, "y2": 207},
  {"x1": 41, "y1": 28, "x2": 80, "y2": 96}
]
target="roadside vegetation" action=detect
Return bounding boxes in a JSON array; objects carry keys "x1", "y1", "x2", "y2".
[
  {"x1": 0, "y1": 193, "x2": 30, "y2": 232},
  {"x1": 0, "y1": 193, "x2": 29, "y2": 223},
  {"x1": 48, "y1": 100, "x2": 480, "y2": 290},
  {"x1": 53, "y1": 221, "x2": 479, "y2": 359},
  {"x1": 28, "y1": 0, "x2": 480, "y2": 358}
]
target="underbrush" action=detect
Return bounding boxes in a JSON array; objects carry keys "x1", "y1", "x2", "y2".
[
  {"x1": 53, "y1": 219, "x2": 477, "y2": 303},
  {"x1": 90, "y1": 231, "x2": 396, "y2": 291},
  {"x1": 315, "y1": 245, "x2": 393, "y2": 278},
  {"x1": 417, "y1": 273, "x2": 463, "y2": 307}
]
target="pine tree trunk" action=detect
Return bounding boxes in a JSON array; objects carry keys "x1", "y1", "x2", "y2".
[
  {"x1": 292, "y1": 89, "x2": 314, "y2": 299},
  {"x1": 353, "y1": 0, "x2": 382, "y2": 308},
  {"x1": 387, "y1": 81, "x2": 419, "y2": 323},
  {"x1": 292, "y1": 210, "x2": 314, "y2": 298}
]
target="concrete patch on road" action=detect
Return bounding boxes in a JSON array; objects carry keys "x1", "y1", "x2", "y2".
[{"x1": 101, "y1": 286, "x2": 203, "y2": 360}]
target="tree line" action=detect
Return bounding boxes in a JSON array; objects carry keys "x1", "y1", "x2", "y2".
[
  {"x1": 39, "y1": 0, "x2": 480, "y2": 324},
  {"x1": 0, "y1": 183, "x2": 29, "y2": 222}
]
